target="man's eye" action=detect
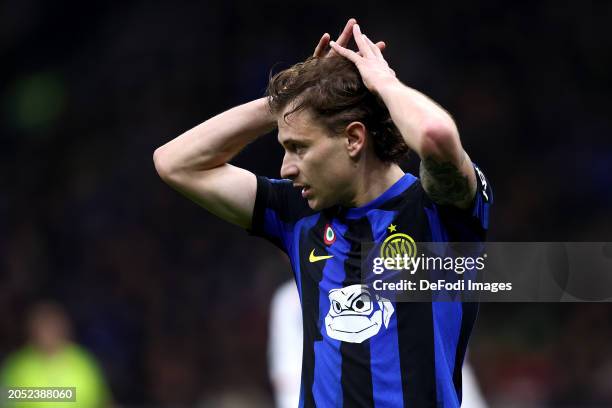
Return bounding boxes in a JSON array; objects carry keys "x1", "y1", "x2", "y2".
[{"x1": 284, "y1": 142, "x2": 306, "y2": 155}]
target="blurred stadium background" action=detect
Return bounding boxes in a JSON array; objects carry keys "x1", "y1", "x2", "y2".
[{"x1": 1, "y1": 1, "x2": 611, "y2": 406}]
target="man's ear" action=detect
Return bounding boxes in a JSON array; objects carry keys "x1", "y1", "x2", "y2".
[{"x1": 345, "y1": 121, "x2": 367, "y2": 158}]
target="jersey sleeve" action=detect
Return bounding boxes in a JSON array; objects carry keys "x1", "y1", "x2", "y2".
[
  {"x1": 249, "y1": 176, "x2": 309, "y2": 252},
  {"x1": 434, "y1": 163, "x2": 494, "y2": 241}
]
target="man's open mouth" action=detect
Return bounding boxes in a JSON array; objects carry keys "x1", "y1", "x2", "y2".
[{"x1": 295, "y1": 183, "x2": 312, "y2": 198}]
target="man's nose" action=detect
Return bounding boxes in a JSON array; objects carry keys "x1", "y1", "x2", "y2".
[{"x1": 280, "y1": 153, "x2": 299, "y2": 180}]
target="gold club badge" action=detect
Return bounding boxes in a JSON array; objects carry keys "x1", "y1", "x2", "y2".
[{"x1": 380, "y1": 224, "x2": 417, "y2": 261}]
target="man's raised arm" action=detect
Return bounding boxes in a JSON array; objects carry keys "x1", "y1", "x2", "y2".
[
  {"x1": 153, "y1": 97, "x2": 276, "y2": 229},
  {"x1": 330, "y1": 24, "x2": 477, "y2": 210}
]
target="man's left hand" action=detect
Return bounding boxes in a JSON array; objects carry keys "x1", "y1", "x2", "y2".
[
  {"x1": 314, "y1": 19, "x2": 386, "y2": 59},
  {"x1": 330, "y1": 24, "x2": 398, "y2": 94}
]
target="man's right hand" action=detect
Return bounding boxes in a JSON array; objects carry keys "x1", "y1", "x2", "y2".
[{"x1": 313, "y1": 18, "x2": 386, "y2": 59}]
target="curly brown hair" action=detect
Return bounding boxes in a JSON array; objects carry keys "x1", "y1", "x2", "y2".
[{"x1": 265, "y1": 55, "x2": 409, "y2": 163}]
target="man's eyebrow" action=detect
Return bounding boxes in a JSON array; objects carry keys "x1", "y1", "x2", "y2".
[{"x1": 278, "y1": 137, "x2": 308, "y2": 146}]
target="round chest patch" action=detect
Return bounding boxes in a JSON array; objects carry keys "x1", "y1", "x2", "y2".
[{"x1": 324, "y1": 224, "x2": 336, "y2": 245}]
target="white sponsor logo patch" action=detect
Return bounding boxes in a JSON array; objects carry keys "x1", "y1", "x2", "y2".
[{"x1": 325, "y1": 284, "x2": 394, "y2": 343}]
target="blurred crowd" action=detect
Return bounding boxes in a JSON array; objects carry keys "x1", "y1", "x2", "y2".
[{"x1": 1, "y1": 1, "x2": 611, "y2": 406}]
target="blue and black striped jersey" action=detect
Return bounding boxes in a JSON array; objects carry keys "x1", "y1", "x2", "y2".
[{"x1": 251, "y1": 164, "x2": 493, "y2": 408}]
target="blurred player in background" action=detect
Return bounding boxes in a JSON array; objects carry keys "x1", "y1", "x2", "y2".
[
  {"x1": 155, "y1": 17, "x2": 492, "y2": 407},
  {"x1": 269, "y1": 280, "x2": 303, "y2": 407},
  {"x1": 0, "y1": 301, "x2": 112, "y2": 408}
]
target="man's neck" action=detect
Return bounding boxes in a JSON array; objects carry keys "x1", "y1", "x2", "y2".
[{"x1": 348, "y1": 162, "x2": 405, "y2": 208}]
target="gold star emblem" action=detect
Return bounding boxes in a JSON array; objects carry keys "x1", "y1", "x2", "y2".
[{"x1": 387, "y1": 223, "x2": 397, "y2": 233}]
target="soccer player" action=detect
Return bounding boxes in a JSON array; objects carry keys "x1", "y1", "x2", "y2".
[{"x1": 154, "y1": 18, "x2": 492, "y2": 408}]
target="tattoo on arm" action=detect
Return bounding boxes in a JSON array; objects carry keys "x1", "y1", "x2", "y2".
[{"x1": 420, "y1": 154, "x2": 472, "y2": 207}]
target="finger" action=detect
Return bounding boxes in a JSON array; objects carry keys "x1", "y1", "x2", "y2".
[
  {"x1": 375, "y1": 41, "x2": 386, "y2": 52},
  {"x1": 353, "y1": 24, "x2": 374, "y2": 58},
  {"x1": 313, "y1": 33, "x2": 330, "y2": 57},
  {"x1": 362, "y1": 34, "x2": 380, "y2": 55},
  {"x1": 336, "y1": 18, "x2": 357, "y2": 48},
  {"x1": 364, "y1": 34, "x2": 384, "y2": 59},
  {"x1": 329, "y1": 40, "x2": 361, "y2": 63}
]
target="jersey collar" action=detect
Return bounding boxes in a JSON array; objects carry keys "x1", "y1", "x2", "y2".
[{"x1": 339, "y1": 172, "x2": 417, "y2": 219}]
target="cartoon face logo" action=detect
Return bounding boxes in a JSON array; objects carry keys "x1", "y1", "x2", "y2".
[{"x1": 324, "y1": 284, "x2": 394, "y2": 343}]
